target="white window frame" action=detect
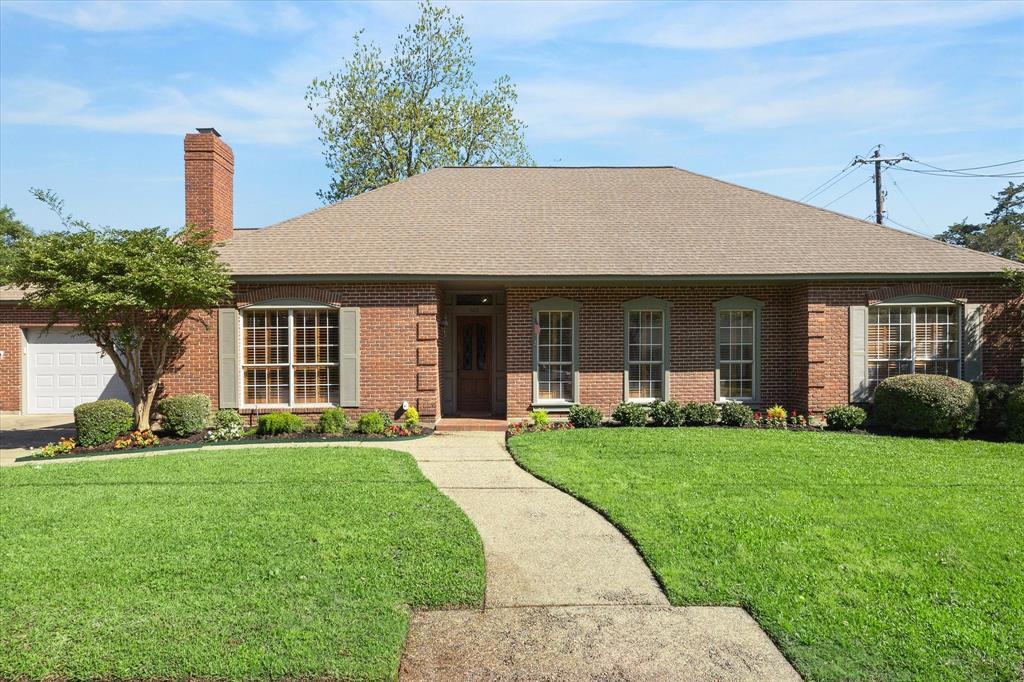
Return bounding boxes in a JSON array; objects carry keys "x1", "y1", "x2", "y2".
[
  {"x1": 714, "y1": 296, "x2": 763, "y2": 404},
  {"x1": 867, "y1": 298, "x2": 962, "y2": 390},
  {"x1": 531, "y1": 297, "x2": 580, "y2": 408},
  {"x1": 622, "y1": 297, "x2": 671, "y2": 403},
  {"x1": 239, "y1": 302, "x2": 340, "y2": 409}
]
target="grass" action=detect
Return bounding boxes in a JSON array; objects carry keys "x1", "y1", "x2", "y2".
[
  {"x1": 0, "y1": 447, "x2": 484, "y2": 681},
  {"x1": 509, "y1": 427, "x2": 1024, "y2": 681}
]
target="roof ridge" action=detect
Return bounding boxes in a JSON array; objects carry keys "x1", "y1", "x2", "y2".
[{"x1": 665, "y1": 166, "x2": 1021, "y2": 269}]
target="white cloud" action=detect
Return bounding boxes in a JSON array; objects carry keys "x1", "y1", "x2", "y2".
[
  {"x1": 4, "y1": 0, "x2": 313, "y2": 34},
  {"x1": 624, "y1": 1, "x2": 1023, "y2": 50}
]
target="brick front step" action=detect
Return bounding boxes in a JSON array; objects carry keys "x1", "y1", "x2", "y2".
[{"x1": 435, "y1": 418, "x2": 507, "y2": 432}]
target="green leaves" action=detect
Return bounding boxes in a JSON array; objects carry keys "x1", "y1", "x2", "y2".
[
  {"x1": 306, "y1": 0, "x2": 532, "y2": 203},
  {"x1": 935, "y1": 182, "x2": 1023, "y2": 261}
]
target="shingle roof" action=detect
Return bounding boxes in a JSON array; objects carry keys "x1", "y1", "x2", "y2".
[{"x1": 220, "y1": 167, "x2": 1021, "y2": 278}]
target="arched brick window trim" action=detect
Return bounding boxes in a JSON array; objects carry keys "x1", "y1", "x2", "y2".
[
  {"x1": 236, "y1": 285, "x2": 340, "y2": 308},
  {"x1": 865, "y1": 284, "x2": 966, "y2": 305}
]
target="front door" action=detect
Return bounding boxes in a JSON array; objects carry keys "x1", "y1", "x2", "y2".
[{"x1": 457, "y1": 316, "x2": 492, "y2": 414}]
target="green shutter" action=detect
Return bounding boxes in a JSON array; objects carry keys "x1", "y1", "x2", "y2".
[
  {"x1": 339, "y1": 307, "x2": 360, "y2": 407},
  {"x1": 962, "y1": 303, "x2": 983, "y2": 381},
  {"x1": 849, "y1": 306, "x2": 869, "y2": 403},
  {"x1": 218, "y1": 308, "x2": 239, "y2": 409}
]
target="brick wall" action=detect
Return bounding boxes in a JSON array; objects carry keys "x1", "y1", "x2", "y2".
[{"x1": 506, "y1": 281, "x2": 1023, "y2": 419}]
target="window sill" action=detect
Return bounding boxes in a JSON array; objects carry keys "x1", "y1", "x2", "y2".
[
  {"x1": 531, "y1": 401, "x2": 575, "y2": 413},
  {"x1": 626, "y1": 397, "x2": 659, "y2": 405}
]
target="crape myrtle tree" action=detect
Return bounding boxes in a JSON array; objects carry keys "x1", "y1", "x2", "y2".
[
  {"x1": 4, "y1": 190, "x2": 232, "y2": 431},
  {"x1": 306, "y1": 0, "x2": 532, "y2": 203}
]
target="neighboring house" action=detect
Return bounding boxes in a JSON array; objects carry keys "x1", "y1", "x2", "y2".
[{"x1": 2, "y1": 128, "x2": 1021, "y2": 422}]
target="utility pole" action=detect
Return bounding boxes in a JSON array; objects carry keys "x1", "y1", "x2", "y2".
[{"x1": 852, "y1": 146, "x2": 912, "y2": 224}]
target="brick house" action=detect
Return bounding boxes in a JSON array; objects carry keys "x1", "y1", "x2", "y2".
[{"x1": 2, "y1": 128, "x2": 1022, "y2": 423}]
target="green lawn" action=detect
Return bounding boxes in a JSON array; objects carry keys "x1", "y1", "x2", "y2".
[
  {"x1": 509, "y1": 428, "x2": 1024, "y2": 681},
  {"x1": 0, "y1": 447, "x2": 484, "y2": 681}
]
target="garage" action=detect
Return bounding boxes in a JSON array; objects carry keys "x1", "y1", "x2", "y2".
[{"x1": 24, "y1": 328, "x2": 130, "y2": 414}]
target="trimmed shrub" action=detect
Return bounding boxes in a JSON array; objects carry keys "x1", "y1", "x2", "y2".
[
  {"x1": 257, "y1": 412, "x2": 305, "y2": 436},
  {"x1": 208, "y1": 409, "x2": 244, "y2": 441},
  {"x1": 74, "y1": 399, "x2": 133, "y2": 447},
  {"x1": 874, "y1": 374, "x2": 978, "y2": 437},
  {"x1": 530, "y1": 409, "x2": 550, "y2": 427},
  {"x1": 612, "y1": 401, "x2": 647, "y2": 426},
  {"x1": 357, "y1": 411, "x2": 386, "y2": 435},
  {"x1": 568, "y1": 404, "x2": 603, "y2": 428},
  {"x1": 317, "y1": 408, "x2": 349, "y2": 434},
  {"x1": 973, "y1": 381, "x2": 1011, "y2": 434},
  {"x1": 682, "y1": 402, "x2": 720, "y2": 426},
  {"x1": 157, "y1": 393, "x2": 211, "y2": 437},
  {"x1": 649, "y1": 400, "x2": 685, "y2": 427},
  {"x1": 824, "y1": 404, "x2": 867, "y2": 431},
  {"x1": 1007, "y1": 386, "x2": 1024, "y2": 443},
  {"x1": 404, "y1": 406, "x2": 420, "y2": 427},
  {"x1": 719, "y1": 402, "x2": 754, "y2": 427}
]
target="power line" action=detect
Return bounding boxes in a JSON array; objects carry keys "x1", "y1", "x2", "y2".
[
  {"x1": 883, "y1": 215, "x2": 935, "y2": 239},
  {"x1": 821, "y1": 175, "x2": 874, "y2": 209},
  {"x1": 919, "y1": 159, "x2": 1024, "y2": 172},
  {"x1": 888, "y1": 174, "x2": 929, "y2": 232},
  {"x1": 799, "y1": 163, "x2": 857, "y2": 202}
]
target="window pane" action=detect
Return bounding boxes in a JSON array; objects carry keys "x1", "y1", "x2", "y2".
[
  {"x1": 244, "y1": 366, "x2": 289, "y2": 405},
  {"x1": 537, "y1": 310, "x2": 574, "y2": 401},
  {"x1": 717, "y1": 308, "x2": 754, "y2": 400},
  {"x1": 294, "y1": 365, "x2": 339, "y2": 404},
  {"x1": 627, "y1": 310, "x2": 664, "y2": 400},
  {"x1": 867, "y1": 305, "x2": 959, "y2": 391}
]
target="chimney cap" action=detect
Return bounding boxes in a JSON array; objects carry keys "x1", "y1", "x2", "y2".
[{"x1": 195, "y1": 127, "x2": 221, "y2": 137}]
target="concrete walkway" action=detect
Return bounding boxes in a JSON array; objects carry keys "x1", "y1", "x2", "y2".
[{"x1": 368, "y1": 432, "x2": 799, "y2": 681}]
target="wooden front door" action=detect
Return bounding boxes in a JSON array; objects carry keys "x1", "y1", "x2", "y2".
[{"x1": 457, "y1": 316, "x2": 492, "y2": 414}]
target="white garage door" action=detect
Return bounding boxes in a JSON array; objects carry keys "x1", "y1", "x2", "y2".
[{"x1": 25, "y1": 329, "x2": 131, "y2": 414}]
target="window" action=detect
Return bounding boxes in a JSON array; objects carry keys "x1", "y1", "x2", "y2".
[
  {"x1": 715, "y1": 297, "x2": 762, "y2": 402},
  {"x1": 623, "y1": 297, "x2": 671, "y2": 401},
  {"x1": 242, "y1": 307, "x2": 339, "y2": 406},
  {"x1": 868, "y1": 304, "x2": 959, "y2": 389},
  {"x1": 531, "y1": 297, "x2": 579, "y2": 405}
]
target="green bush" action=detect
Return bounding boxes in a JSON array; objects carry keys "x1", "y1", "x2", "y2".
[
  {"x1": 530, "y1": 409, "x2": 550, "y2": 427},
  {"x1": 317, "y1": 408, "x2": 349, "y2": 434},
  {"x1": 404, "y1": 406, "x2": 420, "y2": 427},
  {"x1": 357, "y1": 411, "x2": 386, "y2": 434},
  {"x1": 873, "y1": 374, "x2": 978, "y2": 437},
  {"x1": 208, "y1": 409, "x2": 245, "y2": 441},
  {"x1": 649, "y1": 400, "x2": 685, "y2": 427},
  {"x1": 257, "y1": 412, "x2": 305, "y2": 436},
  {"x1": 612, "y1": 401, "x2": 647, "y2": 426},
  {"x1": 682, "y1": 402, "x2": 720, "y2": 426},
  {"x1": 74, "y1": 399, "x2": 134, "y2": 446},
  {"x1": 157, "y1": 394, "x2": 211, "y2": 437},
  {"x1": 824, "y1": 404, "x2": 868, "y2": 431},
  {"x1": 973, "y1": 381, "x2": 1011, "y2": 434},
  {"x1": 719, "y1": 402, "x2": 754, "y2": 427},
  {"x1": 568, "y1": 404, "x2": 603, "y2": 428},
  {"x1": 1007, "y1": 386, "x2": 1024, "y2": 443}
]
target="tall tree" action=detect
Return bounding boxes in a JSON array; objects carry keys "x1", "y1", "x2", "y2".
[
  {"x1": 935, "y1": 182, "x2": 1023, "y2": 261},
  {"x1": 6, "y1": 191, "x2": 232, "y2": 431},
  {"x1": 0, "y1": 205, "x2": 33, "y2": 280},
  {"x1": 306, "y1": 0, "x2": 532, "y2": 203}
]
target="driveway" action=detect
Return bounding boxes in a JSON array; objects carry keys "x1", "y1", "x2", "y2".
[{"x1": 0, "y1": 414, "x2": 74, "y2": 466}]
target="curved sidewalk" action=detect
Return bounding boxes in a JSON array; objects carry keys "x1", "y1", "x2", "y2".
[{"x1": 368, "y1": 431, "x2": 799, "y2": 681}]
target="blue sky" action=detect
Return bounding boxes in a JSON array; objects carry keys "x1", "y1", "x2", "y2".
[{"x1": 1, "y1": 0, "x2": 1022, "y2": 235}]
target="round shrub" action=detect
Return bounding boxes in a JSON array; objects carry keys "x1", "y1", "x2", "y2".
[
  {"x1": 682, "y1": 402, "x2": 720, "y2": 426},
  {"x1": 404, "y1": 406, "x2": 420, "y2": 427},
  {"x1": 823, "y1": 404, "x2": 867, "y2": 431},
  {"x1": 74, "y1": 399, "x2": 133, "y2": 446},
  {"x1": 719, "y1": 402, "x2": 754, "y2": 427},
  {"x1": 357, "y1": 411, "x2": 386, "y2": 434},
  {"x1": 873, "y1": 374, "x2": 978, "y2": 437},
  {"x1": 973, "y1": 381, "x2": 1011, "y2": 434},
  {"x1": 157, "y1": 393, "x2": 211, "y2": 437},
  {"x1": 611, "y1": 401, "x2": 647, "y2": 426},
  {"x1": 530, "y1": 409, "x2": 550, "y2": 427},
  {"x1": 568, "y1": 404, "x2": 603, "y2": 428},
  {"x1": 257, "y1": 412, "x2": 305, "y2": 436},
  {"x1": 317, "y1": 408, "x2": 349, "y2": 434},
  {"x1": 1007, "y1": 386, "x2": 1024, "y2": 443},
  {"x1": 649, "y1": 400, "x2": 685, "y2": 427},
  {"x1": 209, "y1": 409, "x2": 245, "y2": 441}
]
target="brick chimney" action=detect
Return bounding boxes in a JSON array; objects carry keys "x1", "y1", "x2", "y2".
[{"x1": 184, "y1": 127, "x2": 233, "y2": 241}]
